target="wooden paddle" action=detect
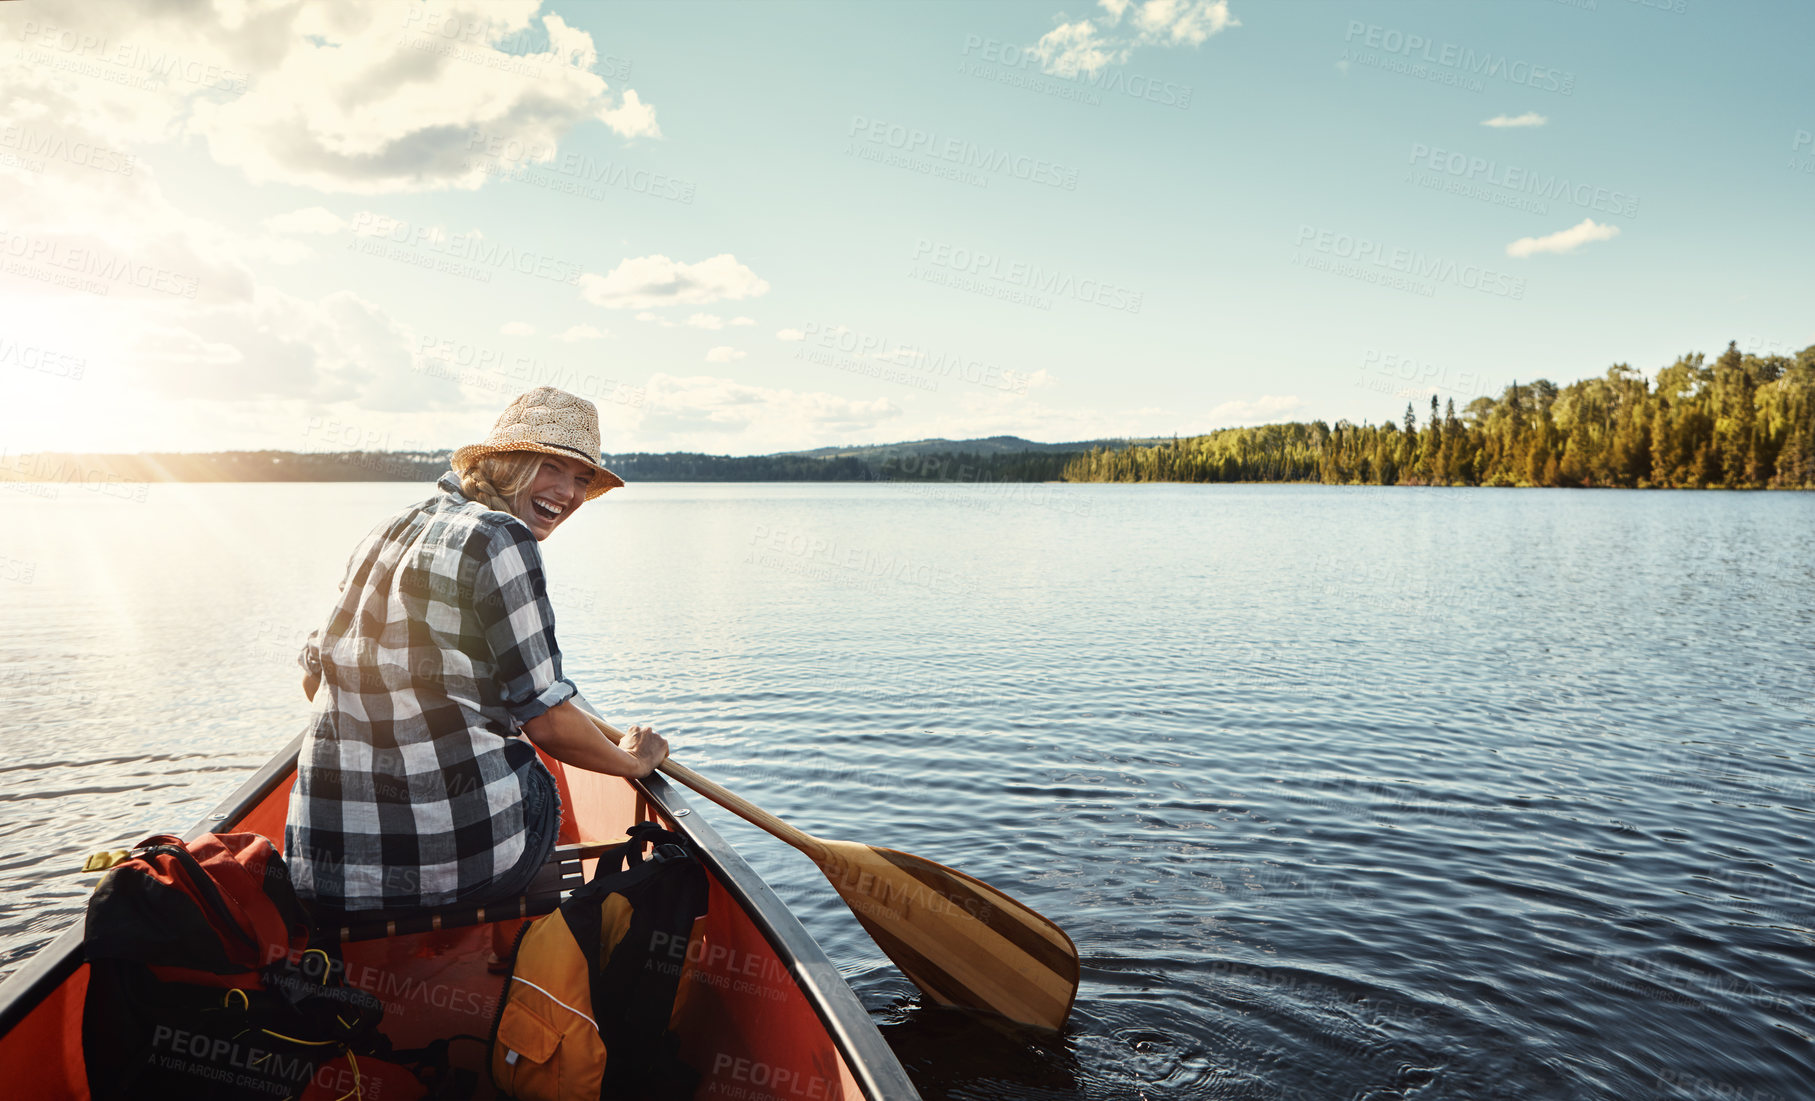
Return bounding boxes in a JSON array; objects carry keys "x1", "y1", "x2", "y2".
[{"x1": 578, "y1": 709, "x2": 1080, "y2": 1031}]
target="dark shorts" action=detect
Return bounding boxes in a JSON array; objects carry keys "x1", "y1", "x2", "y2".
[{"x1": 455, "y1": 737, "x2": 562, "y2": 907}]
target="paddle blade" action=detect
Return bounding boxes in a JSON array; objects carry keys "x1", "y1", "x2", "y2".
[{"x1": 817, "y1": 840, "x2": 1079, "y2": 1031}]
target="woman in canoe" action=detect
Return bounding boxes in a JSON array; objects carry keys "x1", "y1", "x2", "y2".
[{"x1": 286, "y1": 386, "x2": 668, "y2": 913}]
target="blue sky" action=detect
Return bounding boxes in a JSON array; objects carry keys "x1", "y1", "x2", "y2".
[{"x1": 2, "y1": 0, "x2": 1810, "y2": 456}]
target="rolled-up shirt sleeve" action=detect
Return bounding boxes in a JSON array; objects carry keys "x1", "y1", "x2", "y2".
[
  {"x1": 298, "y1": 629, "x2": 322, "y2": 676},
  {"x1": 473, "y1": 521, "x2": 577, "y2": 726}
]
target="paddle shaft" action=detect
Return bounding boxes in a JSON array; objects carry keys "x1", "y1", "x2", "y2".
[
  {"x1": 581, "y1": 712, "x2": 828, "y2": 862},
  {"x1": 570, "y1": 701, "x2": 1081, "y2": 1030}
]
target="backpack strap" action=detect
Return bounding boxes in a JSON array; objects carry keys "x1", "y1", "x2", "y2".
[
  {"x1": 568, "y1": 823, "x2": 687, "y2": 885},
  {"x1": 626, "y1": 822, "x2": 691, "y2": 863},
  {"x1": 590, "y1": 831, "x2": 710, "y2": 1098}
]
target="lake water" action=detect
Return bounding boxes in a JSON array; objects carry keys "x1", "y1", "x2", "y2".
[{"x1": 2, "y1": 480, "x2": 1811, "y2": 1100}]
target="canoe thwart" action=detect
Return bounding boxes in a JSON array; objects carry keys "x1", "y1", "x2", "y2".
[{"x1": 320, "y1": 837, "x2": 628, "y2": 943}]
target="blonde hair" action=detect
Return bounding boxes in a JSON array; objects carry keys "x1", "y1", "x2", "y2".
[{"x1": 453, "y1": 450, "x2": 544, "y2": 516}]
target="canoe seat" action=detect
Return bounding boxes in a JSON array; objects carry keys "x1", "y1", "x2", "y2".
[{"x1": 313, "y1": 839, "x2": 624, "y2": 944}]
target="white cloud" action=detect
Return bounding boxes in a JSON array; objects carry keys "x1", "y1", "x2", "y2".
[
  {"x1": 578, "y1": 253, "x2": 770, "y2": 310},
  {"x1": 0, "y1": 132, "x2": 256, "y2": 304},
  {"x1": 0, "y1": 95, "x2": 453, "y2": 421},
  {"x1": 500, "y1": 321, "x2": 536, "y2": 336},
  {"x1": 175, "y1": 1, "x2": 660, "y2": 193},
  {"x1": 1482, "y1": 112, "x2": 1547, "y2": 128},
  {"x1": 685, "y1": 313, "x2": 725, "y2": 330},
  {"x1": 0, "y1": 9, "x2": 203, "y2": 153},
  {"x1": 5, "y1": 1, "x2": 660, "y2": 195},
  {"x1": 776, "y1": 328, "x2": 806, "y2": 341},
  {"x1": 556, "y1": 324, "x2": 607, "y2": 342},
  {"x1": 132, "y1": 288, "x2": 446, "y2": 410},
  {"x1": 1506, "y1": 218, "x2": 1620, "y2": 258},
  {"x1": 1033, "y1": 0, "x2": 1237, "y2": 77},
  {"x1": 263, "y1": 207, "x2": 347, "y2": 235},
  {"x1": 1031, "y1": 20, "x2": 1128, "y2": 78},
  {"x1": 704, "y1": 346, "x2": 746, "y2": 363},
  {"x1": 596, "y1": 88, "x2": 660, "y2": 140},
  {"x1": 730, "y1": 316, "x2": 756, "y2": 326},
  {"x1": 1129, "y1": 0, "x2": 1239, "y2": 46},
  {"x1": 239, "y1": 237, "x2": 318, "y2": 265},
  {"x1": 634, "y1": 311, "x2": 677, "y2": 328}
]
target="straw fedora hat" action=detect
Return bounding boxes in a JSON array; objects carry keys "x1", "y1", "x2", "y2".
[{"x1": 451, "y1": 386, "x2": 625, "y2": 500}]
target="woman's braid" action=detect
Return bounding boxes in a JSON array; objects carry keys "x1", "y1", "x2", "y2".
[
  {"x1": 459, "y1": 464, "x2": 514, "y2": 514},
  {"x1": 455, "y1": 451, "x2": 540, "y2": 515}
]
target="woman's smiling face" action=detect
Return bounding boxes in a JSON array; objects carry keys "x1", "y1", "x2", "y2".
[{"x1": 513, "y1": 454, "x2": 595, "y2": 540}]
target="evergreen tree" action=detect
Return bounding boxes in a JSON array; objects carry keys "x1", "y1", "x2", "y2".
[{"x1": 1035, "y1": 345, "x2": 1815, "y2": 489}]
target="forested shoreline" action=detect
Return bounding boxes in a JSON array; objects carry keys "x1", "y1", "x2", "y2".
[
  {"x1": 1065, "y1": 343, "x2": 1815, "y2": 489},
  {"x1": 5, "y1": 344, "x2": 1810, "y2": 490}
]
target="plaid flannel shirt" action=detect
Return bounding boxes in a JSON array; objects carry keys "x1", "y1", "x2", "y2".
[{"x1": 285, "y1": 471, "x2": 576, "y2": 911}]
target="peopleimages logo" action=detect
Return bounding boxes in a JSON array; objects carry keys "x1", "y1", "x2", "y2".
[
  {"x1": 957, "y1": 34, "x2": 1193, "y2": 109},
  {"x1": 0, "y1": 125, "x2": 134, "y2": 176},
  {"x1": 16, "y1": 19, "x2": 249, "y2": 94},
  {"x1": 0, "y1": 451, "x2": 149, "y2": 503},
  {"x1": 0, "y1": 337, "x2": 86, "y2": 381},
  {"x1": 414, "y1": 335, "x2": 646, "y2": 406},
  {"x1": 847, "y1": 115, "x2": 1080, "y2": 190},
  {"x1": 746, "y1": 524, "x2": 981, "y2": 598},
  {"x1": 910, "y1": 239, "x2": 1143, "y2": 313},
  {"x1": 1359, "y1": 348, "x2": 1497, "y2": 403},
  {"x1": 1791, "y1": 129, "x2": 1815, "y2": 177},
  {"x1": 0, "y1": 231, "x2": 199, "y2": 298},
  {"x1": 1408, "y1": 143, "x2": 1639, "y2": 217},
  {"x1": 1293, "y1": 225, "x2": 1526, "y2": 300},
  {"x1": 1342, "y1": 21, "x2": 1576, "y2": 96},
  {"x1": 795, "y1": 321, "x2": 1035, "y2": 395},
  {"x1": 348, "y1": 213, "x2": 584, "y2": 285},
  {"x1": 465, "y1": 131, "x2": 697, "y2": 205}
]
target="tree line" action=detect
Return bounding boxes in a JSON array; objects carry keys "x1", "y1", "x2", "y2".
[
  {"x1": 6, "y1": 344, "x2": 1808, "y2": 490},
  {"x1": 1063, "y1": 343, "x2": 1815, "y2": 489}
]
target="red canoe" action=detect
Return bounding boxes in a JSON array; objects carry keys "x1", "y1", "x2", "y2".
[{"x1": 0, "y1": 734, "x2": 922, "y2": 1099}]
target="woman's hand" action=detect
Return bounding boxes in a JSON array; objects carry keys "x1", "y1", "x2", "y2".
[{"x1": 621, "y1": 724, "x2": 670, "y2": 774}]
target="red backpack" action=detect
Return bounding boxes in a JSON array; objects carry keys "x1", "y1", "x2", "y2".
[
  {"x1": 82, "y1": 832, "x2": 384, "y2": 1100},
  {"x1": 86, "y1": 832, "x2": 303, "y2": 981}
]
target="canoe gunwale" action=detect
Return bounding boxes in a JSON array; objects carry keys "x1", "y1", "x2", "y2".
[{"x1": 0, "y1": 736, "x2": 920, "y2": 1100}]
